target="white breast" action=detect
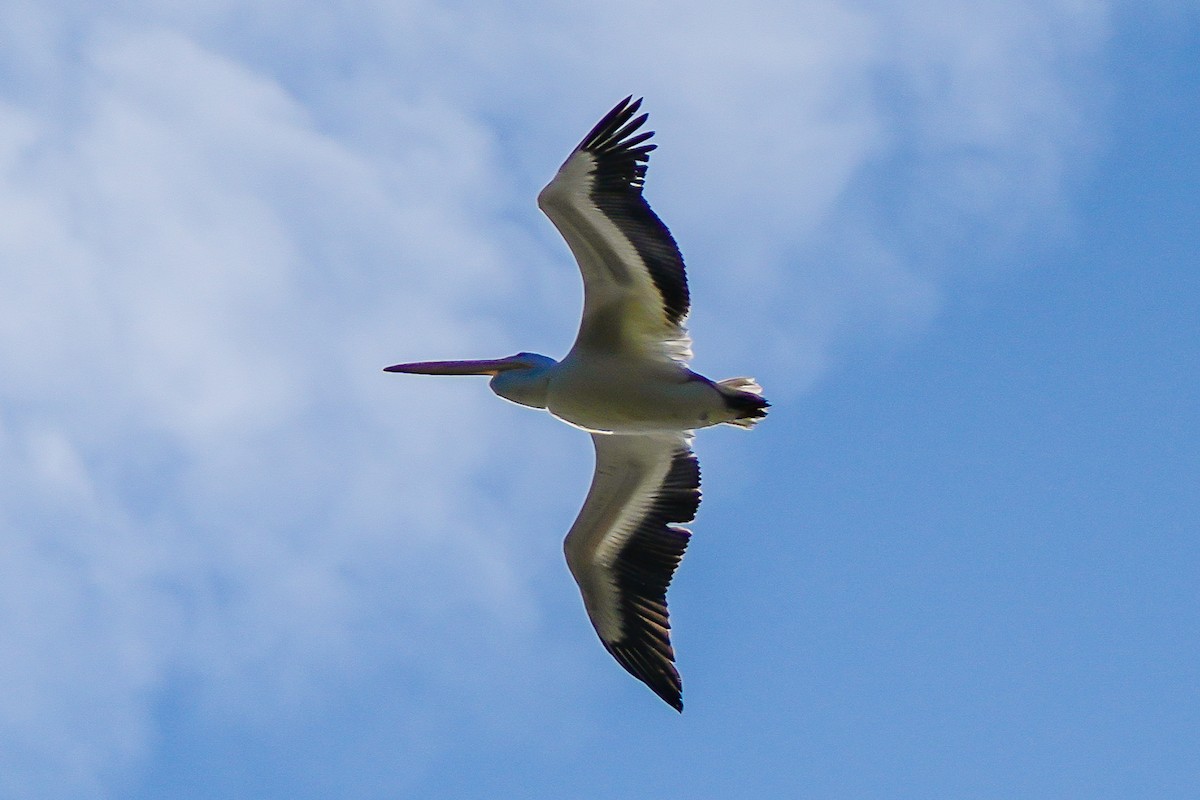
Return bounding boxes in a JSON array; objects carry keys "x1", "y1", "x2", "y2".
[{"x1": 546, "y1": 354, "x2": 729, "y2": 434}]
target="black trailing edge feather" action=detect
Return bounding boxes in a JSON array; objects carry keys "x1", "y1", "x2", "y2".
[
  {"x1": 604, "y1": 446, "x2": 701, "y2": 711},
  {"x1": 577, "y1": 97, "x2": 691, "y2": 327}
]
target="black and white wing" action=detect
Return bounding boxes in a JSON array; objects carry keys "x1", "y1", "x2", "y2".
[
  {"x1": 563, "y1": 432, "x2": 700, "y2": 711},
  {"x1": 538, "y1": 97, "x2": 692, "y2": 364}
]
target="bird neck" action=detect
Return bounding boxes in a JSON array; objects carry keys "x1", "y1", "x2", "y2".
[{"x1": 488, "y1": 356, "x2": 557, "y2": 409}]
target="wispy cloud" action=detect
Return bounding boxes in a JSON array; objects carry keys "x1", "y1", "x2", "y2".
[
  {"x1": 0, "y1": 1, "x2": 1110, "y2": 795},
  {"x1": 1, "y1": 21, "x2": 544, "y2": 795}
]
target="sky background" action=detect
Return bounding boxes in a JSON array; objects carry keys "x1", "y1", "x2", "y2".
[{"x1": 1, "y1": 1, "x2": 1198, "y2": 797}]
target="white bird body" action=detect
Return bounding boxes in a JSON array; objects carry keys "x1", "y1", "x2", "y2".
[
  {"x1": 546, "y1": 354, "x2": 734, "y2": 434},
  {"x1": 386, "y1": 98, "x2": 767, "y2": 711}
]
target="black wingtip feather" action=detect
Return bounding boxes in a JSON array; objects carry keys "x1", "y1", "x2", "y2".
[
  {"x1": 605, "y1": 642, "x2": 684, "y2": 712},
  {"x1": 576, "y1": 96, "x2": 643, "y2": 152}
]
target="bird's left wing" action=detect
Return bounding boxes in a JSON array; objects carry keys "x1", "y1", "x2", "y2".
[
  {"x1": 538, "y1": 97, "x2": 692, "y2": 364},
  {"x1": 563, "y1": 432, "x2": 700, "y2": 711}
]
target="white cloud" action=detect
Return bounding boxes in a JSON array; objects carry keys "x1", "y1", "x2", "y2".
[
  {"x1": 0, "y1": 1, "x2": 1111, "y2": 795},
  {"x1": 0, "y1": 21, "x2": 544, "y2": 796}
]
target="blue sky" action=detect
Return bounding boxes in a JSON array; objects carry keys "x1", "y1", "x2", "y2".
[{"x1": 1, "y1": 1, "x2": 1197, "y2": 797}]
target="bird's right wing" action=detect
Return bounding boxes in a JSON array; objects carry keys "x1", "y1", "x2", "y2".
[{"x1": 562, "y1": 432, "x2": 700, "y2": 711}]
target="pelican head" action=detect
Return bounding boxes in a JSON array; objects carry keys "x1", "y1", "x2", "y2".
[{"x1": 384, "y1": 351, "x2": 559, "y2": 409}]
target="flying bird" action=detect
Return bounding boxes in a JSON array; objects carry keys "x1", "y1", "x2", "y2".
[{"x1": 386, "y1": 97, "x2": 768, "y2": 711}]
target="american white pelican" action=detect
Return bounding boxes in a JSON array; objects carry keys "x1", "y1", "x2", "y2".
[{"x1": 386, "y1": 97, "x2": 768, "y2": 711}]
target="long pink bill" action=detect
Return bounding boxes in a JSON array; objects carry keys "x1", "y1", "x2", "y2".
[{"x1": 383, "y1": 357, "x2": 522, "y2": 376}]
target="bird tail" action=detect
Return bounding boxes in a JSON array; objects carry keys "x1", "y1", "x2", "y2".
[{"x1": 716, "y1": 378, "x2": 769, "y2": 428}]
